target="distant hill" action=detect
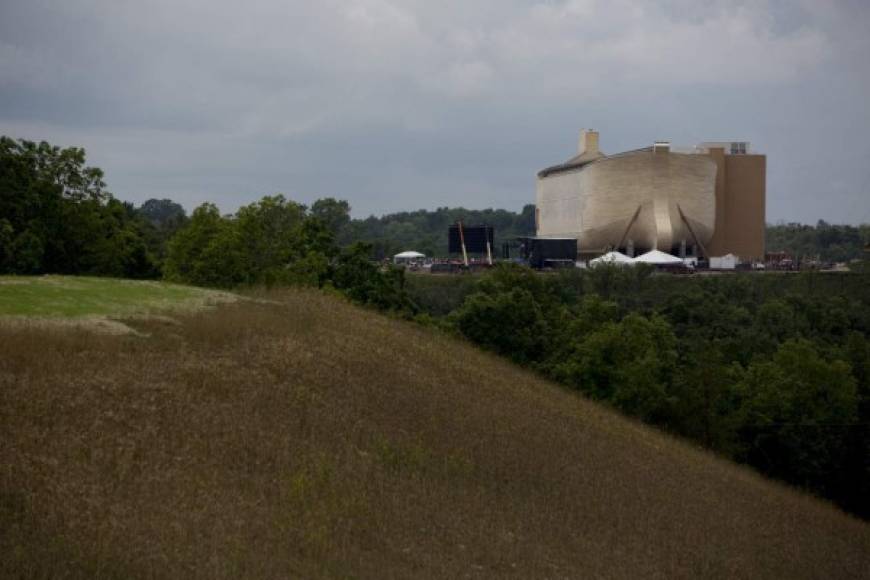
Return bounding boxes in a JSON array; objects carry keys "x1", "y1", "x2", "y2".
[
  {"x1": 766, "y1": 221, "x2": 870, "y2": 262},
  {"x1": 1, "y1": 288, "x2": 867, "y2": 578}
]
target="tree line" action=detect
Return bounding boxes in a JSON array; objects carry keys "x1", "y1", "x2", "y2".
[
  {"x1": 5, "y1": 137, "x2": 867, "y2": 279},
  {"x1": 0, "y1": 138, "x2": 411, "y2": 309},
  {"x1": 162, "y1": 196, "x2": 411, "y2": 310},
  {"x1": 767, "y1": 221, "x2": 870, "y2": 262},
  {"x1": 337, "y1": 205, "x2": 536, "y2": 259}
]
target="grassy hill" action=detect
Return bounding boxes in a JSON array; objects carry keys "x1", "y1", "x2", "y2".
[{"x1": 1, "y1": 285, "x2": 868, "y2": 578}]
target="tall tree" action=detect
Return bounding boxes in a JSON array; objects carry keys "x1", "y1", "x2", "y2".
[
  {"x1": 311, "y1": 197, "x2": 351, "y2": 240},
  {"x1": 0, "y1": 136, "x2": 155, "y2": 277},
  {"x1": 737, "y1": 339, "x2": 858, "y2": 494}
]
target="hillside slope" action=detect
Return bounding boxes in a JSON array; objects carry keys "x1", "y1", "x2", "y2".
[
  {"x1": 1, "y1": 288, "x2": 868, "y2": 578},
  {"x1": 0, "y1": 276, "x2": 235, "y2": 318}
]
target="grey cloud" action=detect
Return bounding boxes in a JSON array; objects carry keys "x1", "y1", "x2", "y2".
[{"x1": 1, "y1": 0, "x2": 869, "y2": 223}]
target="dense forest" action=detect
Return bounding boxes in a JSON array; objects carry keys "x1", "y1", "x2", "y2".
[
  {"x1": 767, "y1": 222, "x2": 870, "y2": 262},
  {"x1": 3, "y1": 136, "x2": 869, "y2": 518}
]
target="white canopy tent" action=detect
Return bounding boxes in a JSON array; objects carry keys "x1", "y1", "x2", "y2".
[
  {"x1": 709, "y1": 254, "x2": 739, "y2": 270},
  {"x1": 393, "y1": 251, "x2": 426, "y2": 264},
  {"x1": 632, "y1": 249, "x2": 683, "y2": 265},
  {"x1": 589, "y1": 251, "x2": 634, "y2": 266}
]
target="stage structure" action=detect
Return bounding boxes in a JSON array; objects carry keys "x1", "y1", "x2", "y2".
[
  {"x1": 448, "y1": 223, "x2": 495, "y2": 266},
  {"x1": 515, "y1": 237, "x2": 578, "y2": 269}
]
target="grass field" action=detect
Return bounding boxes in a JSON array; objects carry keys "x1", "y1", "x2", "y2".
[
  {"x1": 1, "y1": 286, "x2": 868, "y2": 578},
  {"x1": 0, "y1": 275, "x2": 235, "y2": 320}
]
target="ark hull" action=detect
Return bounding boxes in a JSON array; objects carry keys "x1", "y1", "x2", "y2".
[{"x1": 536, "y1": 150, "x2": 717, "y2": 255}]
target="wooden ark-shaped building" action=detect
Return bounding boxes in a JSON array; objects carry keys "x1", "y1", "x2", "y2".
[{"x1": 535, "y1": 130, "x2": 766, "y2": 261}]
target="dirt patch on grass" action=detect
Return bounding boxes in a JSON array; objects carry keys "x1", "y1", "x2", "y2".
[{"x1": 0, "y1": 316, "x2": 144, "y2": 335}]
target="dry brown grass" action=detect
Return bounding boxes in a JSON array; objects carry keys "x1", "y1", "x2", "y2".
[{"x1": 1, "y1": 288, "x2": 868, "y2": 579}]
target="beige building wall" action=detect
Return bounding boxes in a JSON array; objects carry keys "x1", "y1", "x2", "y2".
[
  {"x1": 536, "y1": 132, "x2": 766, "y2": 260},
  {"x1": 536, "y1": 150, "x2": 717, "y2": 254},
  {"x1": 706, "y1": 152, "x2": 766, "y2": 260},
  {"x1": 707, "y1": 147, "x2": 728, "y2": 254}
]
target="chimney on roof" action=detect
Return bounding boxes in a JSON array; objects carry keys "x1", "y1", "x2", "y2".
[{"x1": 579, "y1": 129, "x2": 599, "y2": 156}]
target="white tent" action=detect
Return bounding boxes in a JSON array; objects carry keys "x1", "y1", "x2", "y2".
[
  {"x1": 633, "y1": 249, "x2": 683, "y2": 265},
  {"x1": 709, "y1": 253, "x2": 739, "y2": 270},
  {"x1": 393, "y1": 251, "x2": 426, "y2": 264},
  {"x1": 589, "y1": 251, "x2": 634, "y2": 266}
]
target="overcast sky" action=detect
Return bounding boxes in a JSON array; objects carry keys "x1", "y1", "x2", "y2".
[{"x1": 2, "y1": 0, "x2": 869, "y2": 223}]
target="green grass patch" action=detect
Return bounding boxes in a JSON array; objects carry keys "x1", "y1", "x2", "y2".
[{"x1": 0, "y1": 275, "x2": 234, "y2": 318}]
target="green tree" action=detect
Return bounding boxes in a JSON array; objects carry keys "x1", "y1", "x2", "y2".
[
  {"x1": 737, "y1": 339, "x2": 858, "y2": 494},
  {"x1": 451, "y1": 287, "x2": 550, "y2": 364},
  {"x1": 833, "y1": 332, "x2": 870, "y2": 516},
  {"x1": 138, "y1": 198, "x2": 187, "y2": 229},
  {"x1": 195, "y1": 223, "x2": 248, "y2": 287},
  {"x1": 164, "y1": 203, "x2": 227, "y2": 285},
  {"x1": 670, "y1": 347, "x2": 744, "y2": 454},
  {"x1": 0, "y1": 136, "x2": 155, "y2": 277},
  {"x1": 331, "y1": 243, "x2": 412, "y2": 312},
  {"x1": 550, "y1": 313, "x2": 678, "y2": 422},
  {"x1": 0, "y1": 219, "x2": 13, "y2": 269},
  {"x1": 162, "y1": 197, "x2": 411, "y2": 311},
  {"x1": 9, "y1": 230, "x2": 44, "y2": 274},
  {"x1": 136, "y1": 198, "x2": 189, "y2": 269},
  {"x1": 311, "y1": 197, "x2": 351, "y2": 240},
  {"x1": 766, "y1": 221, "x2": 867, "y2": 262},
  {"x1": 234, "y1": 195, "x2": 307, "y2": 284},
  {"x1": 450, "y1": 263, "x2": 567, "y2": 364}
]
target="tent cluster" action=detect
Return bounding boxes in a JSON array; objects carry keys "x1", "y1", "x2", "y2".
[
  {"x1": 395, "y1": 248, "x2": 713, "y2": 269},
  {"x1": 589, "y1": 249, "x2": 686, "y2": 267}
]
